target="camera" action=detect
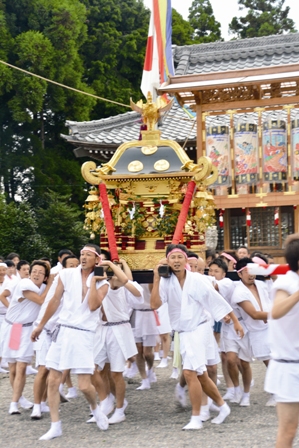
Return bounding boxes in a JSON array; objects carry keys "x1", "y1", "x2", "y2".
[
  {"x1": 158, "y1": 265, "x2": 172, "y2": 278},
  {"x1": 94, "y1": 266, "x2": 104, "y2": 276}
]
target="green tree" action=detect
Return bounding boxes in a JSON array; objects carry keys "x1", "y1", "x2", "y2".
[
  {"x1": 229, "y1": 0, "x2": 297, "y2": 38},
  {"x1": 172, "y1": 9, "x2": 195, "y2": 46},
  {"x1": 36, "y1": 190, "x2": 89, "y2": 260},
  {"x1": 0, "y1": 0, "x2": 96, "y2": 206},
  {"x1": 0, "y1": 195, "x2": 52, "y2": 261},
  {"x1": 188, "y1": 0, "x2": 222, "y2": 43},
  {"x1": 81, "y1": 0, "x2": 149, "y2": 119}
]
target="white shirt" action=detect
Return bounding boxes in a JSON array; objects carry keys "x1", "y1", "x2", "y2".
[
  {"x1": 232, "y1": 280, "x2": 271, "y2": 332},
  {"x1": 5, "y1": 278, "x2": 46, "y2": 324},
  {"x1": 269, "y1": 270, "x2": 299, "y2": 360},
  {"x1": 101, "y1": 281, "x2": 143, "y2": 322},
  {"x1": 50, "y1": 261, "x2": 63, "y2": 274},
  {"x1": 159, "y1": 270, "x2": 232, "y2": 332},
  {"x1": 0, "y1": 276, "x2": 19, "y2": 315}
]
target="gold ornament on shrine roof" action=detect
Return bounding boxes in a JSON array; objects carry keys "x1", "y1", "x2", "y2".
[
  {"x1": 128, "y1": 160, "x2": 144, "y2": 172},
  {"x1": 154, "y1": 159, "x2": 170, "y2": 172}
]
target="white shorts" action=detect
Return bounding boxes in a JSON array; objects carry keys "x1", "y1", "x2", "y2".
[
  {"x1": 249, "y1": 329, "x2": 271, "y2": 361},
  {"x1": 207, "y1": 337, "x2": 221, "y2": 365},
  {"x1": 156, "y1": 303, "x2": 172, "y2": 334},
  {"x1": 265, "y1": 360, "x2": 299, "y2": 402},
  {"x1": 46, "y1": 326, "x2": 95, "y2": 375},
  {"x1": 95, "y1": 327, "x2": 127, "y2": 372},
  {"x1": 35, "y1": 330, "x2": 52, "y2": 367},
  {"x1": 221, "y1": 333, "x2": 252, "y2": 362},
  {"x1": 135, "y1": 335, "x2": 157, "y2": 347}
]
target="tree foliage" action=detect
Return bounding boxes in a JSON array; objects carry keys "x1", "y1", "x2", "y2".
[
  {"x1": 188, "y1": 0, "x2": 222, "y2": 43},
  {"x1": 172, "y1": 9, "x2": 195, "y2": 46},
  {"x1": 229, "y1": 0, "x2": 297, "y2": 38}
]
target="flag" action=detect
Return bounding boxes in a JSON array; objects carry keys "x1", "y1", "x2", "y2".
[{"x1": 141, "y1": 0, "x2": 174, "y2": 99}]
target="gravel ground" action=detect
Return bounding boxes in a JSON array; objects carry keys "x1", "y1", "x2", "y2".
[{"x1": 1, "y1": 360, "x2": 299, "y2": 448}]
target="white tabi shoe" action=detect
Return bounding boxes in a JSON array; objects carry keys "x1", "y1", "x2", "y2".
[
  {"x1": 222, "y1": 388, "x2": 235, "y2": 401},
  {"x1": 170, "y1": 368, "x2": 179, "y2": 379},
  {"x1": 19, "y1": 396, "x2": 34, "y2": 409},
  {"x1": 93, "y1": 405, "x2": 109, "y2": 431},
  {"x1": 147, "y1": 368, "x2": 157, "y2": 383},
  {"x1": 175, "y1": 383, "x2": 187, "y2": 408},
  {"x1": 230, "y1": 389, "x2": 242, "y2": 404},
  {"x1": 9, "y1": 402, "x2": 21, "y2": 415},
  {"x1": 108, "y1": 409, "x2": 126, "y2": 425},
  {"x1": 58, "y1": 384, "x2": 69, "y2": 403},
  {"x1": 154, "y1": 352, "x2": 161, "y2": 361},
  {"x1": 125, "y1": 362, "x2": 138, "y2": 379},
  {"x1": 100, "y1": 396, "x2": 115, "y2": 416},
  {"x1": 39, "y1": 421, "x2": 62, "y2": 440},
  {"x1": 265, "y1": 395, "x2": 276, "y2": 407},
  {"x1": 156, "y1": 358, "x2": 168, "y2": 368},
  {"x1": 65, "y1": 387, "x2": 78, "y2": 399},
  {"x1": 31, "y1": 405, "x2": 42, "y2": 420},
  {"x1": 86, "y1": 416, "x2": 96, "y2": 423},
  {"x1": 211, "y1": 402, "x2": 231, "y2": 424},
  {"x1": 0, "y1": 367, "x2": 9, "y2": 373},
  {"x1": 240, "y1": 395, "x2": 250, "y2": 407},
  {"x1": 182, "y1": 416, "x2": 203, "y2": 430},
  {"x1": 136, "y1": 378, "x2": 151, "y2": 390},
  {"x1": 199, "y1": 408, "x2": 211, "y2": 422},
  {"x1": 26, "y1": 365, "x2": 38, "y2": 375},
  {"x1": 41, "y1": 402, "x2": 50, "y2": 413}
]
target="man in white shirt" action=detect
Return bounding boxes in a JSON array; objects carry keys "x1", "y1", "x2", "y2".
[
  {"x1": 1, "y1": 261, "x2": 53, "y2": 415},
  {"x1": 232, "y1": 257, "x2": 273, "y2": 407},
  {"x1": 50, "y1": 249, "x2": 73, "y2": 274},
  {"x1": 31, "y1": 244, "x2": 109, "y2": 440},
  {"x1": 151, "y1": 244, "x2": 244, "y2": 430}
]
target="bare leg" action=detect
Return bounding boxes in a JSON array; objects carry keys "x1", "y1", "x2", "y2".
[
  {"x1": 240, "y1": 359, "x2": 252, "y2": 393},
  {"x1": 33, "y1": 366, "x2": 49, "y2": 404},
  {"x1": 12, "y1": 362, "x2": 27, "y2": 402},
  {"x1": 198, "y1": 371, "x2": 224, "y2": 407},
  {"x1": 77, "y1": 374, "x2": 97, "y2": 410},
  {"x1": 110, "y1": 371, "x2": 125, "y2": 409},
  {"x1": 136, "y1": 343, "x2": 147, "y2": 379},
  {"x1": 160, "y1": 333, "x2": 170, "y2": 359},
  {"x1": 207, "y1": 364, "x2": 217, "y2": 385},
  {"x1": 9, "y1": 362, "x2": 16, "y2": 389},
  {"x1": 144, "y1": 346, "x2": 154, "y2": 370},
  {"x1": 47, "y1": 369, "x2": 62, "y2": 422},
  {"x1": 276, "y1": 402, "x2": 299, "y2": 448},
  {"x1": 227, "y1": 352, "x2": 240, "y2": 387},
  {"x1": 91, "y1": 369, "x2": 108, "y2": 401},
  {"x1": 221, "y1": 352, "x2": 234, "y2": 388},
  {"x1": 183, "y1": 369, "x2": 202, "y2": 415}
]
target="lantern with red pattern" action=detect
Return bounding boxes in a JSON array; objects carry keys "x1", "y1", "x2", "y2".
[
  {"x1": 274, "y1": 208, "x2": 279, "y2": 226},
  {"x1": 246, "y1": 209, "x2": 251, "y2": 227}
]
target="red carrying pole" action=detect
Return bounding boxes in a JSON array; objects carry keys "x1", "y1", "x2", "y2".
[
  {"x1": 99, "y1": 183, "x2": 119, "y2": 262},
  {"x1": 172, "y1": 181, "x2": 197, "y2": 244}
]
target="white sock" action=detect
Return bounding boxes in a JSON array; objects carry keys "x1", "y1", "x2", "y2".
[
  {"x1": 227, "y1": 387, "x2": 234, "y2": 393},
  {"x1": 33, "y1": 404, "x2": 41, "y2": 411},
  {"x1": 178, "y1": 384, "x2": 186, "y2": 391},
  {"x1": 243, "y1": 392, "x2": 250, "y2": 398},
  {"x1": 109, "y1": 393, "x2": 115, "y2": 402},
  {"x1": 101, "y1": 396, "x2": 109, "y2": 405},
  {"x1": 114, "y1": 406, "x2": 125, "y2": 416},
  {"x1": 234, "y1": 386, "x2": 241, "y2": 394},
  {"x1": 59, "y1": 383, "x2": 64, "y2": 393},
  {"x1": 68, "y1": 387, "x2": 76, "y2": 393}
]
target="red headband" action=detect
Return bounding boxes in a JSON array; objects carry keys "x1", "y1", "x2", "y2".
[
  {"x1": 221, "y1": 252, "x2": 237, "y2": 264},
  {"x1": 167, "y1": 248, "x2": 188, "y2": 259},
  {"x1": 80, "y1": 249, "x2": 102, "y2": 261}
]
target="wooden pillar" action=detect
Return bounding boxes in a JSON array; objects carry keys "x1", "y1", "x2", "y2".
[
  {"x1": 224, "y1": 209, "x2": 230, "y2": 250},
  {"x1": 195, "y1": 92, "x2": 203, "y2": 160},
  {"x1": 295, "y1": 206, "x2": 299, "y2": 233},
  {"x1": 283, "y1": 104, "x2": 295, "y2": 192}
]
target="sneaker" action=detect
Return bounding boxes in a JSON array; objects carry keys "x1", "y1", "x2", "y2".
[
  {"x1": 175, "y1": 383, "x2": 187, "y2": 408},
  {"x1": 156, "y1": 358, "x2": 168, "y2": 368},
  {"x1": 26, "y1": 365, "x2": 38, "y2": 375},
  {"x1": 265, "y1": 395, "x2": 276, "y2": 407},
  {"x1": 239, "y1": 395, "x2": 250, "y2": 407},
  {"x1": 65, "y1": 387, "x2": 78, "y2": 399},
  {"x1": 19, "y1": 396, "x2": 33, "y2": 410}
]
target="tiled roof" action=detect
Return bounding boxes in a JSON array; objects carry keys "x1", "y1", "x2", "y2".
[
  {"x1": 174, "y1": 33, "x2": 299, "y2": 75},
  {"x1": 62, "y1": 101, "x2": 197, "y2": 147},
  {"x1": 62, "y1": 33, "x2": 299, "y2": 152}
]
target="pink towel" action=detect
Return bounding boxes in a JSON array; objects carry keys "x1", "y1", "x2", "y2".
[{"x1": 9, "y1": 323, "x2": 22, "y2": 350}]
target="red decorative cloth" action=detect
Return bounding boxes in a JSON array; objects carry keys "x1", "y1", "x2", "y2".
[
  {"x1": 99, "y1": 183, "x2": 119, "y2": 262},
  {"x1": 172, "y1": 181, "x2": 196, "y2": 244}
]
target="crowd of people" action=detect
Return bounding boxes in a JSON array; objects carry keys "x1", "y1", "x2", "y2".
[{"x1": 1, "y1": 238, "x2": 299, "y2": 447}]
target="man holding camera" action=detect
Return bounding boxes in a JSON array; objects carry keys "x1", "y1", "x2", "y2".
[
  {"x1": 31, "y1": 244, "x2": 109, "y2": 440},
  {"x1": 151, "y1": 244, "x2": 244, "y2": 430}
]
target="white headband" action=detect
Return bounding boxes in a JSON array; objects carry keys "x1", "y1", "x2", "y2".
[{"x1": 0, "y1": 263, "x2": 7, "y2": 268}]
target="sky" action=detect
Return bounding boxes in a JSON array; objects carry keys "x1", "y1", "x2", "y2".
[{"x1": 144, "y1": 0, "x2": 299, "y2": 40}]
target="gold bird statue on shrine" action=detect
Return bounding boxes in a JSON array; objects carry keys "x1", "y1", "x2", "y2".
[{"x1": 130, "y1": 92, "x2": 174, "y2": 131}]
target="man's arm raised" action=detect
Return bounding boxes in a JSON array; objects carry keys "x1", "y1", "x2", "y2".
[
  {"x1": 31, "y1": 277, "x2": 64, "y2": 342},
  {"x1": 88, "y1": 277, "x2": 109, "y2": 312},
  {"x1": 150, "y1": 264, "x2": 163, "y2": 310}
]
